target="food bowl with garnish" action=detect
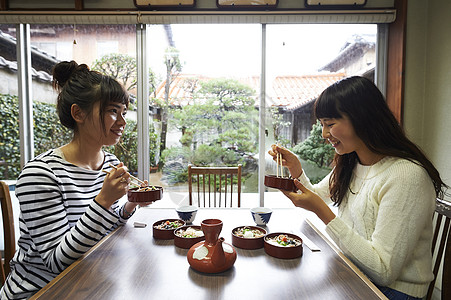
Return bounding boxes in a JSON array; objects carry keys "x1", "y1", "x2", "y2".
[
  {"x1": 174, "y1": 225, "x2": 205, "y2": 249},
  {"x1": 231, "y1": 226, "x2": 267, "y2": 250},
  {"x1": 264, "y1": 232, "x2": 303, "y2": 259},
  {"x1": 264, "y1": 175, "x2": 297, "y2": 192},
  {"x1": 152, "y1": 219, "x2": 186, "y2": 240},
  {"x1": 127, "y1": 186, "x2": 163, "y2": 203}
]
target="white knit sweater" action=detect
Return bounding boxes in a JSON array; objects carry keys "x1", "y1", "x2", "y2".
[{"x1": 298, "y1": 156, "x2": 435, "y2": 298}]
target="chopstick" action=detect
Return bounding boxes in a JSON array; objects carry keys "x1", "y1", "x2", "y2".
[
  {"x1": 276, "y1": 150, "x2": 283, "y2": 178},
  {"x1": 298, "y1": 232, "x2": 321, "y2": 252},
  {"x1": 103, "y1": 163, "x2": 148, "y2": 187},
  {"x1": 109, "y1": 163, "x2": 147, "y2": 186},
  {"x1": 101, "y1": 169, "x2": 139, "y2": 187}
]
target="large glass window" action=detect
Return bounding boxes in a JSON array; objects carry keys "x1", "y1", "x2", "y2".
[
  {"x1": 144, "y1": 23, "x2": 377, "y2": 208},
  {"x1": 4, "y1": 22, "x2": 379, "y2": 209}
]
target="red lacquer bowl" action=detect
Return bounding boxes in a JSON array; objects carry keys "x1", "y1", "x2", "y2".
[
  {"x1": 231, "y1": 226, "x2": 267, "y2": 250},
  {"x1": 174, "y1": 225, "x2": 205, "y2": 249},
  {"x1": 127, "y1": 186, "x2": 163, "y2": 203},
  {"x1": 264, "y1": 175, "x2": 297, "y2": 192},
  {"x1": 152, "y1": 219, "x2": 186, "y2": 240},
  {"x1": 264, "y1": 232, "x2": 303, "y2": 259}
]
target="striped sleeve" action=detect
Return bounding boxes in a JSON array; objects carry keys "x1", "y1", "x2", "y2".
[{"x1": 16, "y1": 155, "x2": 120, "y2": 273}]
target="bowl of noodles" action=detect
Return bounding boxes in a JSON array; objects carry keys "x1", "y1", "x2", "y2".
[
  {"x1": 152, "y1": 219, "x2": 185, "y2": 240},
  {"x1": 174, "y1": 225, "x2": 205, "y2": 249},
  {"x1": 264, "y1": 232, "x2": 303, "y2": 259},
  {"x1": 231, "y1": 226, "x2": 267, "y2": 250},
  {"x1": 127, "y1": 186, "x2": 163, "y2": 203}
]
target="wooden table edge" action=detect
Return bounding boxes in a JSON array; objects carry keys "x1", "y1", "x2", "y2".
[
  {"x1": 30, "y1": 226, "x2": 121, "y2": 300},
  {"x1": 305, "y1": 218, "x2": 388, "y2": 300}
]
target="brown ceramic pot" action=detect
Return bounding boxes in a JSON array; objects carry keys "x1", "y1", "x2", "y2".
[
  {"x1": 264, "y1": 232, "x2": 303, "y2": 259},
  {"x1": 187, "y1": 219, "x2": 237, "y2": 273},
  {"x1": 264, "y1": 175, "x2": 297, "y2": 192},
  {"x1": 127, "y1": 186, "x2": 163, "y2": 203}
]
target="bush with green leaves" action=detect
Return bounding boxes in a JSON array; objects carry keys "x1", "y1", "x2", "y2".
[
  {"x1": 160, "y1": 144, "x2": 247, "y2": 185},
  {"x1": 0, "y1": 94, "x2": 72, "y2": 179},
  {"x1": 292, "y1": 120, "x2": 335, "y2": 183},
  {"x1": 293, "y1": 120, "x2": 335, "y2": 169},
  {"x1": 160, "y1": 78, "x2": 258, "y2": 186}
]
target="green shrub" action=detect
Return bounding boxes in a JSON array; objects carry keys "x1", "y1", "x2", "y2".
[
  {"x1": 0, "y1": 94, "x2": 22, "y2": 178},
  {"x1": 160, "y1": 144, "x2": 249, "y2": 185},
  {"x1": 0, "y1": 94, "x2": 73, "y2": 178},
  {"x1": 293, "y1": 120, "x2": 335, "y2": 169}
]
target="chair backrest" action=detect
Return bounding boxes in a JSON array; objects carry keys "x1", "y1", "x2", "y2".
[
  {"x1": 426, "y1": 198, "x2": 451, "y2": 300},
  {"x1": 0, "y1": 180, "x2": 15, "y2": 284},
  {"x1": 188, "y1": 164, "x2": 242, "y2": 207}
]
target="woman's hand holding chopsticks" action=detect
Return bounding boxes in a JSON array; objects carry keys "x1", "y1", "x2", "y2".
[
  {"x1": 268, "y1": 144, "x2": 303, "y2": 179},
  {"x1": 97, "y1": 162, "x2": 131, "y2": 209}
]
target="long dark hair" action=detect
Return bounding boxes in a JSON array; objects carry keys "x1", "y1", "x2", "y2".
[
  {"x1": 314, "y1": 76, "x2": 447, "y2": 205},
  {"x1": 52, "y1": 60, "x2": 129, "y2": 135}
]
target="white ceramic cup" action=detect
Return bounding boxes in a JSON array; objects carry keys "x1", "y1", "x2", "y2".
[
  {"x1": 176, "y1": 205, "x2": 198, "y2": 224},
  {"x1": 250, "y1": 207, "x2": 273, "y2": 226}
]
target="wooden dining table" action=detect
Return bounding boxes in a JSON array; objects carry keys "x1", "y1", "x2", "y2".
[{"x1": 31, "y1": 207, "x2": 387, "y2": 300}]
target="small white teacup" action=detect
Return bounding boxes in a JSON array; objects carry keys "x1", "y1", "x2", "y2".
[
  {"x1": 176, "y1": 205, "x2": 198, "y2": 224},
  {"x1": 250, "y1": 207, "x2": 273, "y2": 226}
]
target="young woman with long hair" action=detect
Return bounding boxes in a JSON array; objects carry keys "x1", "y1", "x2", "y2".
[{"x1": 269, "y1": 76, "x2": 448, "y2": 300}]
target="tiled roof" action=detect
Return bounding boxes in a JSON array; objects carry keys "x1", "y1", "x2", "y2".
[
  {"x1": 153, "y1": 72, "x2": 346, "y2": 111},
  {"x1": 269, "y1": 73, "x2": 346, "y2": 110},
  {"x1": 0, "y1": 56, "x2": 53, "y2": 82}
]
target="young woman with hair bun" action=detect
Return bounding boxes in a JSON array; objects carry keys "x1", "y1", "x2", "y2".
[{"x1": 1, "y1": 61, "x2": 147, "y2": 299}]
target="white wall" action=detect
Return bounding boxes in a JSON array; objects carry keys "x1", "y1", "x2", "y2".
[
  {"x1": 404, "y1": 1, "x2": 451, "y2": 298},
  {"x1": 404, "y1": 0, "x2": 451, "y2": 196}
]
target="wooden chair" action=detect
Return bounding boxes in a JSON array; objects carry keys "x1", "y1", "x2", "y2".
[
  {"x1": 0, "y1": 181, "x2": 15, "y2": 284},
  {"x1": 426, "y1": 198, "x2": 451, "y2": 300},
  {"x1": 188, "y1": 164, "x2": 242, "y2": 208}
]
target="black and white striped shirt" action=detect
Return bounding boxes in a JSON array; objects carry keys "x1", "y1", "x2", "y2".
[{"x1": 1, "y1": 149, "x2": 133, "y2": 299}]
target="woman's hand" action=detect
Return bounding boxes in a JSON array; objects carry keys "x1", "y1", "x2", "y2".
[
  {"x1": 96, "y1": 162, "x2": 130, "y2": 209},
  {"x1": 282, "y1": 179, "x2": 335, "y2": 225},
  {"x1": 268, "y1": 144, "x2": 303, "y2": 178}
]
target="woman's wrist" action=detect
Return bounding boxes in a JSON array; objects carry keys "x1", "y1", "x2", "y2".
[
  {"x1": 123, "y1": 202, "x2": 138, "y2": 217},
  {"x1": 316, "y1": 205, "x2": 336, "y2": 225},
  {"x1": 290, "y1": 167, "x2": 303, "y2": 179}
]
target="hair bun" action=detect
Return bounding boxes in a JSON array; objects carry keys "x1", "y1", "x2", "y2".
[{"x1": 52, "y1": 60, "x2": 90, "y2": 90}]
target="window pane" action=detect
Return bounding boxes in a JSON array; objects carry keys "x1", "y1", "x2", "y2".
[
  {"x1": 264, "y1": 24, "x2": 377, "y2": 207},
  {"x1": 28, "y1": 24, "x2": 138, "y2": 177},
  {"x1": 147, "y1": 24, "x2": 261, "y2": 208},
  {"x1": 0, "y1": 24, "x2": 20, "y2": 249},
  {"x1": 0, "y1": 26, "x2": 20, "y2": 181}
]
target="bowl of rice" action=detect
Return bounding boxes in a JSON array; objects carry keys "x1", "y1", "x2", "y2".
[
  {"x1": 231, "y1": 226, "x2": 267, "y2": 250},
  {"x1": 174, "y1": 225, "x2": 205, "y2": 249}
]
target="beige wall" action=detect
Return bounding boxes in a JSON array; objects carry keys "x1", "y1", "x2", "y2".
[{"x1": 404, "y1": 0, "x2": 451, "y2": 190}]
